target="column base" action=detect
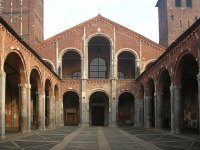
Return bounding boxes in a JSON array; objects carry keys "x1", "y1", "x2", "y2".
[
  {"x1": 1, "y1": 134, "x2": 6, "y2": 140},
  {"x1": 176, "y1": 130, "x2": 181, "y2": 134},
  {"x1": 27, "y1": 130, "x2": 31, "y2": 134},
  {"x1": 79, "y1": 123, "x2": 89, "y2": 127},
  {"x1": 20, "y1": 130, "x2": 27, "y2": 134}
]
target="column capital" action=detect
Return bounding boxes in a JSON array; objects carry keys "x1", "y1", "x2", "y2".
[
  {"x1": 174, "y1": 85, "x2": 181, "y2": 90},
  {"x1": 0, "y1": 70, "x2": 6, "y2": 77},
  {"x1": 18, "y1": 83, "x2": 28, "y2": 88}
]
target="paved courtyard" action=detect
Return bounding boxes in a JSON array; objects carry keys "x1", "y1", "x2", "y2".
[{"x1": 0, "y1": 126, "x2": 200, "y2": 150}]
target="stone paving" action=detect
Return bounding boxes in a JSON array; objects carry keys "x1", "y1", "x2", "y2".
[{"x1": 0, "y1": 126, "x2": 199, "y2": 150}]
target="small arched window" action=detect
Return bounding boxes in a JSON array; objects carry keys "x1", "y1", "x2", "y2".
[
  {"x1": 171, "y1": 15, "x2": 174, "y2": 20},
  {"x1": 118, "y1": 72, "x2": 125, "y2": 79},
  {"x1": 72, "y1": 71, "x2": 81, "y2": 79}
]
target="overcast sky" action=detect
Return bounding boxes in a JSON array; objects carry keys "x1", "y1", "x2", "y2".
[{"x1": 44, "y1": 0, "x2": 159, "y2": 43}]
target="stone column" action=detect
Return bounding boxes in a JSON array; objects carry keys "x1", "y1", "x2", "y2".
[
  {"x1": 154, "y1": 93, "x2": 158, "y2": 130},
  {"x1": 0, "y1": 70, "x2": 6, "y2": 140},
  {"x1": 170, "y1": 84, "x2": 175, "y2": 133},
  {"x1": 143, "y1": 96, "x2": 147, "y2": 128},
  {"x1": 138, "y1": 99, "x2": 144, "y2": 127},
  {"x1": 27, "y1": 84, "x2": 31, "y2": 133},
  {"x1": 60, "y1": 100, "x2": 64, "y2": 125},
  {"x1": 134, "y1": 99, "x2": 139, "y2": 126},
  {"x1": 80, "y1": 101, "x2": 89, "y2": 126},
  {"x1": 55, "y1": 100, "x2": 62, "y2": 126},
  {"x1": 48, "y1": 96, "x2": 55, "y2": 128},
  {"x1": 42, "y1": 92, "x2": 46, "y2": 130},
  {"x1": 146, "y1": 96, "x2": 151, "y2": 128},
  {"x1": 19, "y1": 83, "x2": 27, "y2": 133},
  {"x1": 111, "y1": 101, "x2": 117, "y2": 126},
  {"x1": 157, "y1": 93, "x2": 163, "y2": 130},
  {"x1": 197, "y1": 73, "x2": 200, "y2": 137},
  {"x1": 135, "y1": 59, "x2": 140, "y2": 78},
  {"x1": 174, "y1": 85, "x2": 181, "y2": 134},
  {"x1": 36, "y1": 92, "x2": 43, "y2": 130}
]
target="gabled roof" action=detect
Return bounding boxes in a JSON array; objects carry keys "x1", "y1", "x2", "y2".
[{"x1": 34, "y1": 14, "x2": 164, "y2": 51}]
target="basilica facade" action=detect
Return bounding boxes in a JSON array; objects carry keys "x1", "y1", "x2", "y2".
[{"x1": 0, "y1": 0, "x2": 200, "y2": 140}]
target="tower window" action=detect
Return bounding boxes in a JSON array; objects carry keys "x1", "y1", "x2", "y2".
[
  {"x1": 195, "y1": 17, "x2": 198, "y2": 21},
  {"x1": 175, "y1": 0, "x2": 181, "y2": 7},
  {"x1": 171, "y1": 15, "x2": 174, "y2": 20},
  {"x1": 180, "y1": 20, "x2": 182, "y2": 27},
  {"x1": 188, "y1": 20, "x2": 190, "y2": 27},
  {"x1": 186, "y1": 0, "x2": 192, "y2": 7}
]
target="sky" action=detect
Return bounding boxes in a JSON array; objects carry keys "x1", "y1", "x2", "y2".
[{"x1": 44, "y1": 0, "x2": 159, "y2": 43}]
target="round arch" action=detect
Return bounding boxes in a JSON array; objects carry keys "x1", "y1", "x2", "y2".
[
  {"x1": 59, "y1": 47, "x2": 83, "y2": 59},
  {"x1": 115, "y1": 48, "x2": 139, "y2": 60},
  {"x1": 43, "y1": 59, "x2": 56, "y2": 72},
  {"x1": 86, "y1": 33, "x2": 113, "y2": 45},
  {"x1": 142, "y1": 59, "x2": 156, "y2": 72}
]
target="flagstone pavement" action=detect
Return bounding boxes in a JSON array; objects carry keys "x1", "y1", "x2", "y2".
[{"x1": 0, "y1": 126, "x2": 200, "y2": 150}]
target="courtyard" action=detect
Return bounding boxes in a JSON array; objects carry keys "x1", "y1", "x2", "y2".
[{"x1": 0, "y1": 126, "x2": 199, "y2": 150}]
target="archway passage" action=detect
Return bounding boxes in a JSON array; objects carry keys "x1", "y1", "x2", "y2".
[
  {"x1": 180, "y1": 55, "x2": 198, "y2": 131},
  {"x1": 89, "y1": 92, "x2": 109, "y2": 126},
  {"x1": 63, "y1": 91, "x2": 80, "y2": 125},
  {"x1": 118, "y1": 92, "x2": 134, "y2": 126}
]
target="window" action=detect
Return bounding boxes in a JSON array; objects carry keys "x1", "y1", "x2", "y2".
[
  {"x1": 188, "y1": 20, "x2": 190, "y2": 27},
  {"x1": 175, "y1": 0, "x2": 181, "y2": 7},
  {"x1": 72, "y1": 71, "x2": 81, "y2": 79},
  {"x1": 180, "y1": 20, "x2": 182, "y2": 27},
  {"x1": 186, "y1": 0, "x2": 192, "y2": 7},
  {"x1": 195, "y1": 16, "x2": 198, "y2": 21},
  {"x1": 90, "y1": 58, "x2": 107, "y2": 79},
  {"x1": 118, "y1": 72, "x2": 125, "y2": 79},
  {"x1": 171, "y1": 15, "x2": 174, "y2": 20}
]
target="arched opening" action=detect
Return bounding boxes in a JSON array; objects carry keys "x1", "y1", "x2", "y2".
[
  {"x1": 118, "y1": 51, "x2": 135, "y2": 79},
  {"x1": 118, "y1": 92, "x2": 134, "y2": 126},
  {"x1": 62, "y1": 51, "x2": 81, "y2": 79},
  {"x1": 4, "y1": 52, "x2": 25, "y2": 133},
  {"x1": 88, "y1": 36, "x2": 110, "y2": 79},
  {"x1": 158, "y1": 69, "x2": 171, "y2": 129},
  {"x1": 63, "y1": 91, "x2": 80, "y2": 125},
  {"x1": 89, "y1": 92, "x2": 109, "y2": 126},
  {"x1": 180, "y1": 55, "x2": 198, "y2": 132},
  {"x1": 30, "y1": 69, "x2": 41, "y2": 130}
]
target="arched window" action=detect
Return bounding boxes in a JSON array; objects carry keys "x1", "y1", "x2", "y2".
[
  {"x1": 72, "y1": 71, "x2": 81, "y2": 79},
  {"x1": 118, "y1": 72, "x2": 125, "y2": 79},
  {"x1": 89, "y1": 58, "x2": 107, "y2": 79}
]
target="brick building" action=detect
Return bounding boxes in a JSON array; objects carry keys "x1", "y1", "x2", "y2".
[{"x1": 0, "y1": 0, "x2": 200, "y2": 140}]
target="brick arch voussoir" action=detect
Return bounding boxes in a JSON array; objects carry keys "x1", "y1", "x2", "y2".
[
  {"x1": 116, "y1": 48, "x2": 139, "y2": 60},
  {"x1": 5, "y1": 50, "x2": 28, "y2": 84},
  {"x1": 117, "y1": 91, "x2": 135, "y2": 102},
  {"x1": 173, "y1": 52, "x2": 196, "y2": 85},
  {"x1": 86, "y1": 33, "x2": 113, "y2": 46},
  {"x1": 29, "y1": 66, "x2": 43, "y2": 91},
  {"x1": 59, "y1": 47, "x2": 83, "y2": 59},
  {"x1": 89, "y1": 88, "x2": 111, "y2": 102},
  {"x1": 62, "y1": 89, "x2": 81, "y2": 101}
]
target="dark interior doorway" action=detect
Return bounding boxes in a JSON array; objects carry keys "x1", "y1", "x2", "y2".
[{"x1": 92, "y1": 106, "x2": 104, "y2": 126}]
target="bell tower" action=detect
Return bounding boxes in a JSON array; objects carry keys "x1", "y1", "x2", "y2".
[
  {"x1": 0, "y1": 0, "x2": 44, "y2": 47},
  {"x1": 156, "y1": 0, "x2": 200, "y2": 47}
]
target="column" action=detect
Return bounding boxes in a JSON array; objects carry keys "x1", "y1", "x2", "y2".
[
  {"x1": 197, "y1": 73, "x2": 200, "y2": 137},
  {"x1": 36, "y1": 92, "x2": 43, "y2": 130},
  {"x1": 60, "y1": 100, "x2": 64, "y2": 125},
  {"x1": 0, "y1": 70, "x2": 6, "y2": 140},
  {"x1": 135, "y1": 59, "x2": 140, "y2": 78},
  {"x1": 138, "y1": 99, "x2": 144, "y2": 126},
  {"x1": 154, "y1": 93, "x2": 158, "y2": 130},
  {"x1": 27, "y1": 84, "x2": 31, "y2": 133},
  {"x1": 174, "y1": 85, "x2": 181, "y2": 134},
  {"x1": 134, "y1": 99, "x2": 139, "y2": 126},
  {"x1": 157, "y1": 93, "x2": 163, "y2": 130},
  {"x1": 55, "y1": 100, "x2": 62, "y2": 126},
  {"x1": 144, "y1": 96, "x2": 147, "y2": 128},
  {"x1": 19, "y1": 83, "x2": 27, "y2": 133},
  {"x1": 42, "y1": 92, "x2": 46, "y2": 130},
  {"x1": 111, "y1": 101, "x2": 117, "y2": 126},
  {"x1": 48, "y1": 96, "x2": 55, "y2": 128},
  {"x1": 146, "y1": 96, "x2": 151, "y2": 128},
  {"x1": 170, "y1": 84, "x2": 175, "y2": 133}
]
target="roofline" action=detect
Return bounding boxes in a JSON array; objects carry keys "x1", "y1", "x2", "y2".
[
  {"x1": 136, "y1": 18, "x2": 200, "y2": 81},
  {"x1": 0, "y1": 16, "x2": 61, "y2": 80},
  {"x1": 156, "y1": 0, "x2": 161, "y2": 7},
  {"x1": 34, "y1": 15, "x2": 165, "y2": 51}
]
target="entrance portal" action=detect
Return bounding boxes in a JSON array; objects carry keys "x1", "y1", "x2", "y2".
[{"x1": 89, "y1": 92, "x2": 109, "y2": 126}]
